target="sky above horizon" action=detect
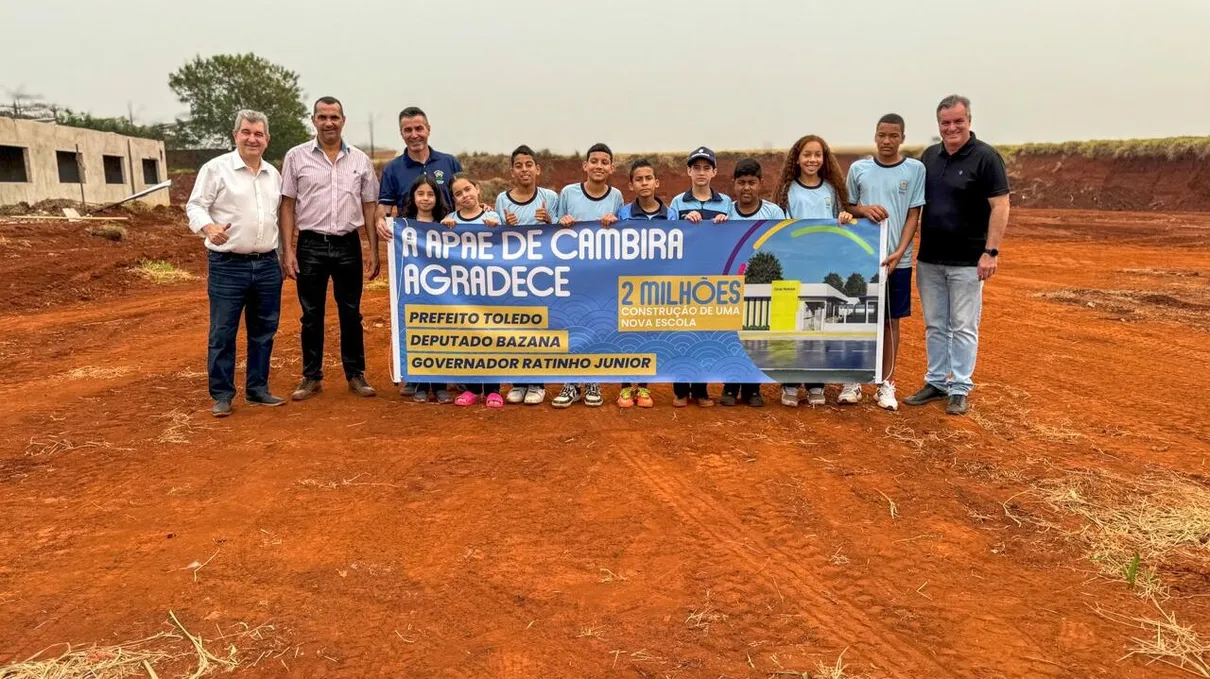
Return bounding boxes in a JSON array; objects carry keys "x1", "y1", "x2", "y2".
[{"x1": 4, "y1": 0, "x2": 1209, "y2": 154}]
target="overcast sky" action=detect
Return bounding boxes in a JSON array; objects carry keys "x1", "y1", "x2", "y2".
[{"x1": 4, "y1": 0, "x2": 1208, "y2": 154}]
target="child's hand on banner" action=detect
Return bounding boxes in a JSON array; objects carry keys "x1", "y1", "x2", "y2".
[
  {"x1": 685, "y1": 211, "x2": 702, "y2": 223},
  {"x1": 601, "y1": 214, "x2": 618, "y2": 228},
  {"x1": 441, "y1": 216, "x2": 457, "y2": 229}
]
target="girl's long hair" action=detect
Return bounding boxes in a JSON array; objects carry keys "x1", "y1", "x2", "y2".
[
  {"x1": 404, "y1": 174, "x2": 450, "y2": 222},
  {"x1": 773, "y1": 135, "x2": 850, "y2": 215}
]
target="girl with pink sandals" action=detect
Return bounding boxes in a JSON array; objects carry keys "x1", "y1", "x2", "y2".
[{"x1": 441, "y1": 174, "x2": 506, "y2": 408}]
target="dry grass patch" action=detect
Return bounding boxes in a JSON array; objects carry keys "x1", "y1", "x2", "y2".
[
  {"x1": 364, "y1": 277, "x2": 390, "y2": 291},
  {"x1": 135, "y1": 260, "x2": 195, "y2": 284},
  {"x1": 88, "y1": 224, "x2": 128, "y2": 241},
  {"x1": 1096, "y1": 604, "x2": 1210, "y2": 676},
  {"x1": 157, "y1": 409, "x2": 198, "y2": 444},
  {"x1": 56, "y1": 365, "x2": 133, "y2": 381},
  {"x1": 1014, "y1": 469, "x2": 1210, "y2": 599},
  {"x1": 0, "y1": 610, "x2": 265, "y2": 679}
]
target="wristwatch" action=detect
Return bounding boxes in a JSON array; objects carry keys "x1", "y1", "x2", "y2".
[{"x1": 984, "y1": 248, "x2": 999, "y2": 257}]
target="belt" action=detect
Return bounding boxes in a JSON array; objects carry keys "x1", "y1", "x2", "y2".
[
  {"x1": 211, "y1": 249, "x2": 277, "y2": 259},
  {"x1": 299, "y1": 230, "x2": 360, "y2": 242}
]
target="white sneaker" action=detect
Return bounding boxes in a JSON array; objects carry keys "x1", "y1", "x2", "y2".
[
  {"x1": 807, "y1": 387, "x2": 826, "y2": 406},
  {"x1": 780, "y1": 385, "x2": 800, "y2": 407},
  {"x1": 552, "y1": 384, "x2": 580, "y2": 408},
  {"x1": 505, "y1": 386, "x2": 526, "y2": 404},
  {"x1": 584, "y1": 383, "x2": 603, "y2": 407},
  {"x1": 876, "y1": 381, "x2": 899, "y2": 411},
  {"x1": 523, "y1": 385, "x2": 546, "y2": 405},
  {"x1": 838, "y1": 383, "x2": 863, "y2": 404}
]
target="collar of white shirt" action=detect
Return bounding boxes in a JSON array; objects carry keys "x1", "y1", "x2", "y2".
[{"x1": 232, "y1": 151, "x2": 271, "y2": 175}]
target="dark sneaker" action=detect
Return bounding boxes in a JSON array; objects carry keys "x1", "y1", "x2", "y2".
[
  {"x1": 435, "y1": 389, "x2": 454, "y2": 404},
  {"x1": 412, "y1": 390, "x2": 430, "y2": 403},
  {"x1": 552, "y1": 384, "x2": 580, "y2": 408},
  {"x1": 212, "y1": 399, "x2": 233, "y2": 418},
  {"x1": 946, "y1": 394, "x2": 969, "y2": 415},
  {"x1": 584, "y1": 383, "x2": 603, "y2": 407},
  {"x1": 348, "y1": 376, "x2": 376, "y2": 398},
  {"x1": 747, "y1": 392, "x2": 765, "y2": 407},
  {"x1": 903, "y1": 384, "x2": 948, "y2": 406},
  {"x1": 399, "y1": 382, "x2": 416, "y2": 397},
  {"x1": 719, "y1": 393, "x2": 738, "y2": 407},
  {"x1": 291, "y1": 378, "x2": 323, "y2": 401},
  {"x1": 247, "y1": 393, "x2": 285, "y2": 407}
]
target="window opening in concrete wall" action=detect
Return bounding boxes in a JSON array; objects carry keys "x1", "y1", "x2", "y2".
[
  {"x1": 103, "y1": 155, "x2": 124, "y2": 184},
  {"x1": 142, "y1": 158, "x2": 159, "y2": 185},
  {"x1": 57, "y1": 151, "x2": 82, "y2": 183},
  {"x1": 0, "y1": 145, "x2": 29, "y2": 182}
]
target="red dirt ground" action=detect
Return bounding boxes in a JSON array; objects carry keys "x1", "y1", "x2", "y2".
[{"x1": 2, "y1": 207, "x2": 1210, "y2": 677}]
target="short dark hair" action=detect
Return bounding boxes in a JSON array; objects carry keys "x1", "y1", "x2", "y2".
[
  {"x1": 733, "y1": 158, "x2": 762, "y2": 180},
  {"x1": 585, "y1": 142, "x2": 613, "y2": 161},
  {"x1": 398, "y1": 106, "x2": 427, "y2": 123},
  {"x1": 936, "y1": 94, "x2": 971, "y2": 119},
  {"x1": 629, "y1": 158, "x2": 654, "y2": 180},
  {"x1": 511, "y1": 145, "x2": 537, "y2": 164},
  {"x1": 877, "y1": 113, "x2": 906, "y2": 133},
  {"x1": 313, "y1": 96, "x2": 344, "y2": 116}
]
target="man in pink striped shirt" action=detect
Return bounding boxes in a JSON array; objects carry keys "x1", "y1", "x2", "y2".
[{"x1": 279, "y1": 96, "x2": 381, "y2": 401}]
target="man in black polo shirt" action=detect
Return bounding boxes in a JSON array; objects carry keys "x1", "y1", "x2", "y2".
[{"x1": 904, "y1": 94, "x2": 1010, "y2": 415}]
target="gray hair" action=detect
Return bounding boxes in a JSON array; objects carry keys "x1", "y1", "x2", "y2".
[
  {"x1": 936, "y1": 94, "x2": 971, "y2": 120},
  {"x1": 233, "y1": 109, "x2": 270, "y2": 135}
]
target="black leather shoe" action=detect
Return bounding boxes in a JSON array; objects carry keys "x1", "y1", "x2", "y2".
[
  {"x1": 212, "y1": 400, "x2": 233, "y2": 418},
  {"x1": 719, "y1": 393, "x2": 738, "y2": 406},
  {"x1": 248, "y1": 393, "x2": 285, "y2": 407},
  {"x1": 903, "y1": 384, "x2": 948, "y2": 406},
  {"x1": 946, "y1": 394, "x2": 969, "y2": 415},
  {"x1": 747, "y1": 393, "x2": 765, "y2": 407},
  {"x1": 348, "y1": 375, "x2": 376, "y2": 398}
]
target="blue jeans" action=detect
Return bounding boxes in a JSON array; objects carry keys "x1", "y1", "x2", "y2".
[
  {"x1": 916, "y1": 262, "x2": 982, "y2": 396},
  {"x1": 207, "y1": 250, "x2": 282, "y2": 401}
]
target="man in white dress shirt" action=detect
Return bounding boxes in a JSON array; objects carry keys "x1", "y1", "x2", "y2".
[{"x1": 186, "y1": 110, "x2": 284, "y2": 418}]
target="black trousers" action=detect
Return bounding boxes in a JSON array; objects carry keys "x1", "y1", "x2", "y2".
[
  {"x1": 723, "y1": 383, "x2": 761, "y2": 398},
  {"x1": 673, "y1": 382, "x2": 710, "y2": 398},
  {"x1": 296, "y1": 231, "x2": 365, "y2": 381}
]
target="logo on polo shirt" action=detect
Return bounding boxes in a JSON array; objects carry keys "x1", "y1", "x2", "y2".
[
  {"x1": 434, "y1": 170, "x2": 445, "y2": 184},
  {"x1": 898, "y1": 179, "x2": 909, "y2": 194}
]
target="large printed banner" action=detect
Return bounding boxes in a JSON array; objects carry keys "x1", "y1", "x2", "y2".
[{"x1": 388, "y1": 217, "x2": 886, "y2": 384}]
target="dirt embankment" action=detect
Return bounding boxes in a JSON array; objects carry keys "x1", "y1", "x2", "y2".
[{"x1": 1005, "y1": 154, "x2": 1210, "y2": 212}]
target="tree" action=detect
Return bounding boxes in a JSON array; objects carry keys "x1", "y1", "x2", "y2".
[
  {"x1": 823, "y1": 272, "x2": 845, "y2": 294},
  {"x1": 744, "y1": 252, "x2": 784, "y2": 284},
  {"x1": 869, "y1": 271, "x2": 880, "y2": 285},
  {"x1": 844, "y1": 272, "x2": 868, "y2": 298},
  {"x1": 168, "y1": 53, "x2": 309, "y2": 160}
]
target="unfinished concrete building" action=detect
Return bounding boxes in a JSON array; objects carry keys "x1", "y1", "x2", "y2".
[{"x1": 0, "y1": 117, "x2": 169, "y2": 207}]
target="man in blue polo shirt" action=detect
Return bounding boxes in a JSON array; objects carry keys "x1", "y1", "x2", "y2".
[
  {"x1": 376, "y1": 106, "x2": 462, "y2": 226},
  {"x1": 669, "y1": 147, "x2": 732, "y2": 224},
  {"x1": 904, "y1": 94, "x2": 1010, "y2": 416}
]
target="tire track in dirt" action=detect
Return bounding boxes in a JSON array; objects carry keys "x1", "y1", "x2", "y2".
[{"x1": 614, "y1": 445, "x2": 956, "y2": 677}]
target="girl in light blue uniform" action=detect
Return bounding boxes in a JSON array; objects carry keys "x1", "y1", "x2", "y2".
[{"x1": 773, "y1": 135, "x2": 853, "y2": 408}]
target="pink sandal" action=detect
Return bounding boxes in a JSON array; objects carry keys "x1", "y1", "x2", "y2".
[
  {"x1": 454, "y1": 390, "x2": 480, "y2": 407},
  {"x1": 485, "y1": 393, "x2": 504, "y2": 408}
]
